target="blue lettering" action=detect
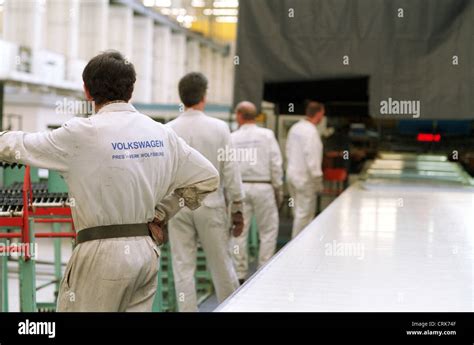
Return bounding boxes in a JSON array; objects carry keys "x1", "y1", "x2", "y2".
[{"x1": 111, "y1": 139, "x2": 165, "y2": 150}]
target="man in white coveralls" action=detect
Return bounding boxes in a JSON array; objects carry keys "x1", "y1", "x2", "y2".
[
  {"x1": 230, "y1": 101, "x2": 284, "y2": 284},
  {"x1": 286, "y1": 101, "x2": 325, "y2": 238},
  {"x1": 0, "y1": 51, "x2": 219, "y2": 312},
  {"x1": 167, "y1": 72, "x2": 244, "y2": 312}
]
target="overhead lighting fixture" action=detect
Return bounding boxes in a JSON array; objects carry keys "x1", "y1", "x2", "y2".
[
  {"x1": 143, "y1": 0, "x2": 171, "y2": 7},
  {"x1": 213, "y1": 0, "x2": 238, "y2": 8},
  {"x1": 215, "y1": 16, "x2": 238, "y2": 23},
  {"x1": 177, "y1": 14, "x2": 196, "y2": 23},
  {"x1": 172, "y1": 8, "x2": 187, "y2": 15},
  {"x1": 203, "y1": 8, "x2": 238, "y2": 16},
  {"x1": 191, "y1": 0, "x2": 205, "y2": 7}
]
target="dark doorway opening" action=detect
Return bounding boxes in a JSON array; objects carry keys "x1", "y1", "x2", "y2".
[{"x1": 263, "y1": 77, "x2": 369, "y2": 118}]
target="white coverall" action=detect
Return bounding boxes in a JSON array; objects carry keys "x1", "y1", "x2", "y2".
[
  {"x1": 230, "y1": 124, "x2": 283, "y2": 280},
  {"x1": 166, "y1": 109, "x2": 244, "y2": 312},
  {"x1": 286, "y1": 119, "x2": 323, "y2": 238},
  {"x1": 0, "y1": 103, "x2": 219, "y2": 311}
]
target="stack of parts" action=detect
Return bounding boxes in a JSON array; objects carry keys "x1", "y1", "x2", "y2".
[
  {"x1": 0, "y1": 182, "x2": 69, "y2": 217},
  {"x1": 361, "y1": 152, "x2": 474, "y2": 188}
]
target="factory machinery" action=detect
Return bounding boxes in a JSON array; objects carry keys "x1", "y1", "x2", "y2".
[
  {"x1": 0, "y1": 164, "x2": 214, "y2": 312},
  {"x1": 218, "y1": 153, "x2": 474, "y2": 312},
  {"x1": 0, "y1": 164, "x2": 74, "y2": 312}
]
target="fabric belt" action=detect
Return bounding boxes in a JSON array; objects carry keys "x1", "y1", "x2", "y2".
[
  {"x1": 76, "y1": 223, "x2": 149, "y2": 244},
  {"x1": 243, "y1": 180, "x2": 272, "y2": 184}
]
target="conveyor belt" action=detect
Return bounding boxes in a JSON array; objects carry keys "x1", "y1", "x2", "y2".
[
  {"x1": 217, "y1": 181, "x2": 474, "y2": 311},
  {"x1": 362, "y1": 154, "x2": 474, "y2": 186}
]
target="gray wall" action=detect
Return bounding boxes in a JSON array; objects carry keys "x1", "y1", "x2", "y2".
[{"x1": 234, "y1": 0, "x2": 473, "y2": 119}]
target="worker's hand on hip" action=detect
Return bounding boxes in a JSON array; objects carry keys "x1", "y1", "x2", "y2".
[
  {"x1": 148, "y1": 218, "x2": 168, "y2": 245},
  {"x1": 231, "y1": 211, "x2": 244, "y2": 237}
]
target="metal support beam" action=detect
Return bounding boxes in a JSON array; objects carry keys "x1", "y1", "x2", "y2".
[
  {"x1": 53, "y1": 223, "x2": 62, "y2": 300},
  {"x1": 0, "y1": 81, "x2": 4, "y2": 130},
  {"x1": 19, "y1": 219, "x2": 36, "y2": 312},
  {"x1": 0, "y1": 230, "x2": 9, "y2": 312}
]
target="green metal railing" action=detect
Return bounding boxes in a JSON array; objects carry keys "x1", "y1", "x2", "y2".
[
  {"x1": 0, "y1": 231, "x2": 9, "y2": 312},
  {"x1": 248, "y1": 217, "x2": 259, "y2": 260},
  {"x1": 152, "y1": 243, "x2": 176, "y2": 312},
  {"x1": 152, "y1": 243, "x2": 214, "y2": 312}
]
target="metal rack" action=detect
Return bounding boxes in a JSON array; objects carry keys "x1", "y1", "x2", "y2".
[{"x1": 0, "y1": 166, "x2": 74, "y2": 312}]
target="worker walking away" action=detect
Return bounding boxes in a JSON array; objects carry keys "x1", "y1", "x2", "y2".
[
  {"x1": 167, "y1": 72, "x2": 244, "y2": 312},
  {"x1": 286, "y1": 101, "x2": 325, "y2": 238},
  {"x1": 0, "y1": 51, "x2": 219, "y2": 312},
  {"x1": 230, "y1": 101, "x2": 283, "y2": 284}
]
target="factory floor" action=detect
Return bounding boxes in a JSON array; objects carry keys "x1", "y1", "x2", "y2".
[
  {"x1": 199, "y1": 195, "x2": 338, "y2": 312},
  {"x1": 3, "y1": 182, "x2": 345, "y2": 312}
]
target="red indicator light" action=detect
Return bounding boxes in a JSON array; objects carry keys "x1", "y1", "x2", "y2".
[{"x1": 417, "y1": 133, "x2": 441, "y2": 142}]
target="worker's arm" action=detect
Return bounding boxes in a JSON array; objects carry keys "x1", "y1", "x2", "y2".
[
  {"x1": 0, "y1": 119, "x2": 83, "y2": 172},
  {"x1": 303, "y1": 130, "x2": 323, "y2": 180},
  {"x1": 154, "y1": 130, "x2": 219, "y2": 224},
  {"x1": 269, "y1": 132, "x2": 284, "y2": 207},
  {"x1": 221, "y1": 125, "x2": 244, "y2": 213},
  {"x1": 269, "y1": 132, "x2": 284, "y2": 190}
]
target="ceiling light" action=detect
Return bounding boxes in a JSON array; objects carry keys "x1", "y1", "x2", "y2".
[
  {"x1": 154, "y1": 0, "x2": 172, "y2": 6},
  {"x1": 215, "y1": 16, "x2": 238, "y2": 23},
  {"x1": 204, "y1": 8, "x2": 238, "y2": 16},
  {"x1": 213, "y1": 0, "x2": 238, "y2": 8},
  {"x1": 143, "y1": 0, "x2": 171, "y2": 7},
  {"x1": 191, "y1": 0, "x2": 205, "y2": 7}
]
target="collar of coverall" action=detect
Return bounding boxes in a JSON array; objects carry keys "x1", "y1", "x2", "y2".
[
  {"x1": 303, "y1": 118, "x2": 317, "y2": 127},
  {"x1": 181, "y1": 109, "x2": 205, "y2": 116},
  {"x1": 240, "y1": 123, "x2": 257, "y2": 129},
  {"x1": 96, "y1": 101, "x2": 137, "y2": 115}
]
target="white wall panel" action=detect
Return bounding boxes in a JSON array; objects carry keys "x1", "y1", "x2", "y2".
[
  {"x1": 132, "y1": 16, "x2": 153, "y2": 103},
  {"x1": 199, "y1": 45, "x2": 212, "y2": 103},
  {"x1": 3, "y1": 0, "x2": 45, "y2": 51},
  {"x1": 108, "y1": 5, "x2": 133, "y2": 58},
  {"x1": 152, "y1": 25, "x2": 172, "y2": 104},
  {"x1": 78, "y1": 0, "x2": 108, "y2": 61},
  {"x1": 45, "y1": 0, "x2": 79, "y2": 58},
  {"x1": 170, "y1": 32, "x2": 186, "y2": 104},
  {"x1": 185, "y1": 39, "x2": 200, "y2": 73}
]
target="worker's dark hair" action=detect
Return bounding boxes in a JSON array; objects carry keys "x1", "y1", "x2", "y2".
[
  {"x1": 305, "y1": 101, "x2": 325, "y2": 117},
  {"x1": 178, "y1": 72, "x2": 208, "y2": 107},
  {"x1": 82, "y1": 50, "x2": 136, "y2": 105}
]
